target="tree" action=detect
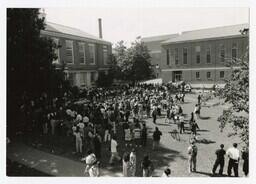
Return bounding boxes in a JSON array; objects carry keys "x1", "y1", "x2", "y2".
[
  {"x1": 217, "y1": 30, "x2": 249, "y2": 146},
  {"x1": 7, "y1": 8, "x2": 68, "y2": 131},
  {"x1": 112, "y1": 37, "x2": 154, "y2": 83}
]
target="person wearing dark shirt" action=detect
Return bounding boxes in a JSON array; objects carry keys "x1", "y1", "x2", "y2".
[
  {"x1": 242, "y1": 146, "x2": 249, "y2": 176},
  {"x1": 197, "y1": 94, "x2": 201, "y2": 105},
  {"x1": 153, "y1": 127, "x2": 162, "y2": 150},
  {"x1": 141, "y1": 123, "x2": 147, "y2": 147},
  {"x1": 212, "y1": 144, "x2": 226, "y2": 175}
]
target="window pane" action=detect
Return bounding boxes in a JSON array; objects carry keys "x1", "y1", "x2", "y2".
[
  {"x1": 78, "y1": 43, "x2": 85, "y2": 64},
  {"x1": 166, "y1": 49, "x2": 170, "y2": 65},
  {"x1": 183, "y1": 48, "x2": 187, "y2": 64},
  {"x1": 66, "y1": 40, "x2": 73, "y2": 63},
  {"x1": 89, "y1": 44, "x2": 95, "y2": 64},
  {"x1": 175, "y1": 48, "x2": 179, "y2": 65}
]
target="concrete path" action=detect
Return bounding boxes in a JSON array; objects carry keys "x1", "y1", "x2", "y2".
[{"x1": 7, "y1": 142, "x2": 122, "y2": 177}]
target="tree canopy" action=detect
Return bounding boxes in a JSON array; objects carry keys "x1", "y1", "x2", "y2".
[
  {"x1": 111, "y1": 37, "x2": 154, "y2": 83},
  {"x1": 217, "y1": 32, "x2": 249, "y2": 146}
]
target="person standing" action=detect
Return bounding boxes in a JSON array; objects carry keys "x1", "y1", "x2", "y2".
[
  {"x1": 191, "y1": 121, "x2": 200, "y2": 136},
  {"x1": 187, "y1": 141, "x2": 198, "y2": 173},
  {"x1": 141, "y1": 123, "x2": 147, "y2": 147},
  {"x1": 130, "y1": 149, "x2": 137, "y2": 176},
  {"x1": 152, "y1": 107, "x2": 157, "y2": 124},
  {"x1": 93, "y1": 132, "x2": 102, "y2": 160},
  {"x1": 153, "y1": 127, "x2": 162, "y2": 150},
  {"x1": 84, "y1": 150, "x2": 100, "y2": 177},
  {"x1": 179, "y1": 115, "x2": 185, "y2": 134},
  {"x1": 133, "y1": 123, "x2": 141, "y2": 147},
  {"x1": 197, "y1": 94, "x2": 201, "y2": 105},
  {"x1": 242, "y1": 146, "x2": 249, "y2": 176},
  {"x1": 141, "y1": 155, "x2": 154, "y2": 177},
  {"x1": 226, "y1": 143, "x2": 240, "y2": 177},
  {"x1": 109, "y1": 135, "x2": 121, "y2": 165},
  {"x1": 74, "y1": 128, "x2": 83, "y2": 154},
  {"x1": 212, "y1": 144, "x2": 226, "y2": 175},
  {"x1": 123, "y1": 152, "x2": 131, "y2": 177}
]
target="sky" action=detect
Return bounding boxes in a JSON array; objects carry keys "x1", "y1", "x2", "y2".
[{"x1": 44, "y1": 7, "x2": 249, "y2": 46}]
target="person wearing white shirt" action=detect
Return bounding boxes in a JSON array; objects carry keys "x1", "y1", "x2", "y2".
[
  {"x1": 226, "y1": 143, "x2": 240, "y2": 177},
  {"x1": 109, "y1": 136, "x2": 121, "y2": 164}
]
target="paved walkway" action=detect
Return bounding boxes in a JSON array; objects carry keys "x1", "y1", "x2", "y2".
[{"x1": 7, "y1": 142, "x2": 123, "y2": 177}]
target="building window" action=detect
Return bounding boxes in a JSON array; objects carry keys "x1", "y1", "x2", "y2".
[
  {"x1": 183, "y1": 48, "x2": 188, "y2": 64},
  {"x1": 52, "y1": 38, "x2": 60, "y2": 64},
  {"x1": 175, "y1": 48, "x2": 179, "y2": 65},
  {"x1": 220, "y1": 71, "x2": 225, "y2": 79},
  {"x1": 78, "y1": 42, "x2": 86, "y2": 64},
  {"x1": 196, "y1": 71, "x2": 200, "y2": 79},
  {"x1": 232, "y1": 43, "x2": 238, "y2": 60},
  {"x1": 166, "y1": 49, "x2": 170, "y2": 65},
  {"x1": 103, "y1": 46, "x2": 109, "y2": 65},
  {"x1": 65, "y1": 40, "x2": 74, "y2": 64},
  {"x1": 88, "y1": 43, "x2": 96, "y2": 65},
  {"x1": 206, "y1": 46, "x2": 211, "y2": 63},
  {"x1": 91, "y1": 72, "x2": 96, "y2": 82},
  {"x1": 220, "y1": 44, "x2": 225, "y2": 62},
  {"x1": 207, "y1": 71, "x2": 211, "y2": 79},
  {"x1": 195, "y1": 46, "x2": 201, "y2": 64}
]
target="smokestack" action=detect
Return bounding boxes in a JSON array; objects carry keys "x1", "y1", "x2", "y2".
[{"x1": 98, "y1": 18, "x2": 103, "y2": 39}]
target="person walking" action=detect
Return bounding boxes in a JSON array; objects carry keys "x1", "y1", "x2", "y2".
[
  {"x1": 242, "y1": 146, "x2": 249, "y2": 176},
  {"x1": 109, "y1": 135, "x2": 121, "y2": 165},
  {"x1": 226, "y1": 143, "x2": 240, "y2": 177},
  {"x1": 212, "y1": 144, "x2": 226, "y2": 175},
  {"x1": 191, "y1": 121, "x2": 200, "y2": 136},
  {"x1": 187, "y1": 141, "x2": 198, "y2": 173},
  {"x1": 141, "y1": 155, "x2": 154, "y2": 177},
  {"x1": 130, "y1": 149, "x2": 137, "y2": 176},
  {"x1": 153, "y1": 127, "x2": 162, "y2": 150},
  {"x1": 194, "y1": 104, "x2": 200, "y2": 120}
]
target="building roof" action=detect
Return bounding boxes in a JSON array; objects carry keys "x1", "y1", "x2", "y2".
[
  {"x1": 44, "y1": 22, "x2": 111, "y2": 44},
  {"x1": 141, "y1": 34, "x2": 179, "y2": 42},
  {"x1": 162, "y1": 23, "x2": 249, "y2": 44}
]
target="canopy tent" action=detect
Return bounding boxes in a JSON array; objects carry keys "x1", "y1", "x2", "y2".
[{"x1": 139, "y1": 78, "x2": 163, "y2": 85}]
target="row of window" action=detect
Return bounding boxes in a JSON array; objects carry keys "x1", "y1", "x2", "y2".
[
  {"x1": 52, "y1": 38, "x2": 109, "y2": 65},
  {"x1": 195, "y1": 71, "x2": 225, "y2": 80},
  {"x1": 166, "y1": 43, "x2": 238, "y2": 65},
  {"x1": 68, "y1": 71, "x2": 97, "y2": 86}
]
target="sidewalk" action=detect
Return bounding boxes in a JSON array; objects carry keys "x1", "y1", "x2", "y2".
[{"x1": 7, "y1": 142, "x2": 122, "y2": 177}]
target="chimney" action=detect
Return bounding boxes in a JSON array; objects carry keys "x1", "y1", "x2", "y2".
[{"x1": 98, "y1": 18, "x2": 103, "y2": 39}]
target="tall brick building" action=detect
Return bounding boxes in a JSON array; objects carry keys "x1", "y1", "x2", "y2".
[
  {"x1": 143, "y1": 24, "x2": 249, "y2": 84},
  {"x1": 41, "y1": 21, "x2": 112, "y2": 88}
]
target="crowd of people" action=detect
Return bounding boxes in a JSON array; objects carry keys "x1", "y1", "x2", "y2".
[{"x1": 13, "y1": 83, "x2": 249, "y2": 177}]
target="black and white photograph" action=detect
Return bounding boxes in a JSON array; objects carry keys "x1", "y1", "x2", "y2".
[{"x1": 1, "y1": 0, "x2": 255, "y2": 183}]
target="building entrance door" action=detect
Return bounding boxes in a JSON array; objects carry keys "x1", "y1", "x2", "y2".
[{"x1": 172, "y1": 71, "x2": 182, "y2": 82}]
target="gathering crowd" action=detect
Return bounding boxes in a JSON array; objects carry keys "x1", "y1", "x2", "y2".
[{"x1": 13, "y1": 83, "x2": 249, "y2": 177}]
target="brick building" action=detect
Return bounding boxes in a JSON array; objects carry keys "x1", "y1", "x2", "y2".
[
  {"x1": 141, "y1": 34, "x2": 178, "y2": 78},
  {"x1": 41, "y1": 21, "x2": 112, "y2": 88},
  {"x1": 143, "y1": 24, "x2": 249, "y2": 85}
]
